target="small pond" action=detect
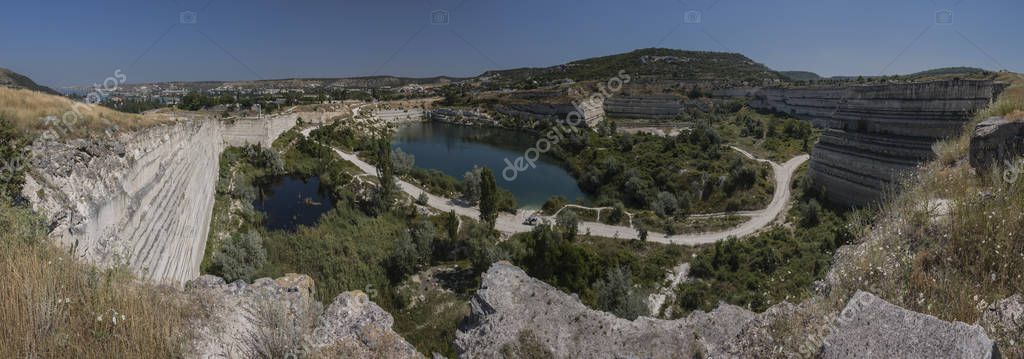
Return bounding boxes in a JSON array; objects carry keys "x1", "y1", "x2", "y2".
[
  {"x1": 391, "y1": 122, "x2": 590, "y2": 208},
  {"x1": 253, "y1": 175, "x2": 335, "y2": 231}
]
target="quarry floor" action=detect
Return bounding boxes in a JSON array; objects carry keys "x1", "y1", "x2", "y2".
[{"x1": 314, "y1": 126, "x2": 809, "y2": 245}]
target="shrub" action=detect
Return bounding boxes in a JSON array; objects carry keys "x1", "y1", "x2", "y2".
[
  {"x1": 541, "y1": 196, "x2": 568, "y2": 215},
  {"x1": 556, "y1": 210, "x2": 580, "y2": 239},
  {"x1": 391, "y1": 148, "x2": 416, "y2": 175},
  {"x1": 593, "y1": 267, "x2": 650, "y2": 320},
  {"x1": 652, "y1": 191, "x2": 678, "y2": 218},
  {"x1": 416, "y1": 192, "x2": 429, "y2": 206},
  {"x1": 211, "y1": 231, "x2": 268, "y2": 282},
  {"x1": 465, "y1": 221, "x2": 504, "y2": 274},
  {"x1": 461, "y1": 167, "x2": 482, "y2": 204},
  {"x1": 0, "y1": 117, "x2": 29, "y2": 202}
]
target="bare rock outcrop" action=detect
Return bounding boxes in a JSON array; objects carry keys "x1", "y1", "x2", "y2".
[
  {"x1": 455, "y1": 262, "x2": 764, "y2": 358},
  {"x1": 603, "y1": 95, "x2": 685, "y2": 120},
  {"x1": 969, "y1": 116, "x2": 1024, "y2": 172},
  {"x1": 187, "y1": 274, "x2": 421, "y2": 359},
  {"x1": 821, "y1": 291, "x2": 997, "y2": 359},
  {"x1": 980, "y1": 294, "x2": 1024, "y2": 358},
  {"x1": 458, "y1": 263, "x2": 1005, "y2": 358}
]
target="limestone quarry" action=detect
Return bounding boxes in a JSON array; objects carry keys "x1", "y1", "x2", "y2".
[
  {"x1": 22, "y1": 114, "x2": 299, "y2": 284},
  {"x1": 749, "y1": 79, "x2": 1005, "y2": 206},
  {"x1": 15, "y1": 86, "x2": 1024, "y2": 357}
]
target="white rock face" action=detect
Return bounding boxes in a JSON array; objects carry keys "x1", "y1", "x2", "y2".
[
  {"x1": 24, "y1": 115, "x2": 297, "y2": 285},
  {"x1": 455, "y1": 262, "x2": 762, "y2": 358},
  {"x1": 748, "y1": 79, "x2": 1004, "y2": 206},
  {"x1": 821, "y1": 291, "x2": 997, "y2": 359},
  {"x1": 186, "y1": 274, "x2": 422, "y2": 359}
]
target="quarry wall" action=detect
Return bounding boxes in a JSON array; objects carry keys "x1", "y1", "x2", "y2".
[
  {"x1": 23, "y1": 115, "x2": 297, "y2": 284},
  {"x1": 748, "y1": 80, "x2": 1003, "y2": 206}
]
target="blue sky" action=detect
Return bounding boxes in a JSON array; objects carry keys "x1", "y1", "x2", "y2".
[{"x1": 1, "y1": 0, "x2": 1020, "y2": 87}]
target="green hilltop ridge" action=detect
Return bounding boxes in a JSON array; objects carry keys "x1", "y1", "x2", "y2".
[
  {"x1": 0, "y1": 68, "x2": 59, "y2": 95},
  {"x1": 480, "y1": 48, "x2": 784, "y2": 84},
  {"x1": 779, "y1": 70, "x2": 822, "y2": 81}
]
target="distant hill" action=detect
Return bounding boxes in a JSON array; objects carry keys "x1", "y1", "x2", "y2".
[
  {"x1": 480, "y1": 48, "x2": 784, "y2": 84},
  {"x1": 779, "y1": 71, "x2": 821, "y2": 81},
  {"x1": 908, "y1": 67, "x2": 989, "y2": 78},
  {"x1": 0, "y1": 68, "x2": 59, "y2": 95},
  {"x1": 115, "y1": 76, "x2": 466, "y2": 93}
]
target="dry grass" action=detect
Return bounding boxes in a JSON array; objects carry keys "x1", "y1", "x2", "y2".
[
  {"x1": 0, "y1": 200, "x2": 202, "y2": 358},
  {"x1": 0, "y1": 87, "x2": 165, "y2": 138}
]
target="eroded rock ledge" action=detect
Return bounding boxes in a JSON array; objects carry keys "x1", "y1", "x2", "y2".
[
  {"x1": 186, "y1": 274, "x2": 421, "y2": 359},
  {"x1": 456, "y1": 263, "x2": 1000, "y2": 358}
]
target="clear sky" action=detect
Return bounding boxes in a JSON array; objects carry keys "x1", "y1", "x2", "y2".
[{"x1": 1, "y1": 0, "x2": 1020, "y2": 87}]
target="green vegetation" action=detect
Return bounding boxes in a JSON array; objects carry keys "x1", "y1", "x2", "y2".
[
  {"x1": 779, "y1": 71, "x2": 822, "y2": 81},
  {"x1": 478, "y1": 167, "x2": 498, "y2": 226},
  {"x1": 207, "y1": 127, "x2": 503, "y2": 356},
  {"x1": 714, "y1": 106, "x2": 815, "y2": 161},
  {"x1": 482, "y1": 48, "x2": 784, "y2": 87},
  {"x1": 0, "y1": 117, "x2": 29, "y2": 201},
  {"x1": 550, "y1": 123, "x2": 774, "y2": 215},
  {"x1": 669, "y1": 168, "x2": 856, "y2": 315},
  {"x1": 502, "y1": 225, "x2": 694, "y2": 318}
]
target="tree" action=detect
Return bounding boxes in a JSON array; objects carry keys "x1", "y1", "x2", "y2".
[
  {"x1": 387, "y1": 232, "x2": 418, "y2": 280},
  {"x1": 466, "y1": 221, "x2": 503, "y2": 273},
  {"x1": 409, "y1": 217, "x2": 436, "y2": 266},
  {"x1": 652, "y1": 191, "x2": 678, "y2": 218},
  {"x1": 636, "y1": 223, "x2": 649, "y2": 242},
  {"x1": 479, "y1": 167, "x2": 498, "y2": 227},
  {"x1": 593, "y1": 267, "x2": 650, "y2": 320},
  {"x1": 391, "y1": 148, "x2": 415, "y2": 175},
  {"x1": 446, "y1": 210, "x2": 459, "y2": 240},
  {"x1": 211, "y1": 231, "x2": 267, "y2": 282},
  {"x1": 372, "y1": 134, "x2": 397, "y2": 214},
  {"x1": 800, "y1": 199, "x2": 822, "y2": 227},
  {"x1": 416, "y1": 192, "x2": 429, "y2": 206},
  {"x1": 461, "y1": 167, "x2": 482, "y2": 204},
  {"x1": 607, "y1": 203, "x2": 626, "y2": 225},
  {"x1": 556, "y1": 210, "x2": 580, "y2": 240}
]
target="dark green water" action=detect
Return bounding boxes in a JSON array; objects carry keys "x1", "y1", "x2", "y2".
[
  {"x1": 391, "y1": 122, "x2": 590, "y2": 208},
  {"x1": 253, "y1": 175, "x2": 335, "y2": 231}
]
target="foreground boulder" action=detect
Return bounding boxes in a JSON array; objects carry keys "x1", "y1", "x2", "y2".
[
  {"x1": 186, "y1": 274, "x2": 421, "y2": 358},
  {"x1": 980, "y1": 294, "x2": 1024, "y2": 359},
  {"x1": 821, "y1": 291, "x2": 997, "y2": 359},
  {"x1": 970, "y1": 116, "x2": 1024, "y2": 172},
  {"x1": 455, "y1": 262, "x2": 763, "y2": 358}
]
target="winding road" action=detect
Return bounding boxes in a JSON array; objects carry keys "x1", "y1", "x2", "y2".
[{"x1": 320, "y1": 127, "x2": 809, "y2": 245}]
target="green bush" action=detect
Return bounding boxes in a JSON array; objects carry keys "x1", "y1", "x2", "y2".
[
  {"x1": 210, "y1": 231, "x2": 267, "y2": 283},
  {"x1": 593, "y1": 267, "x2": 650, "y2": 320}
]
